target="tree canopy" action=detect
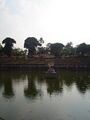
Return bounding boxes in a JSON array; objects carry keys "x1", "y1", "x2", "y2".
[
  {"x1": 48, "y1": 43, "x2": 64, "y2": 56},
  {"x1": 2, "y1": 37, "x2": 16, "y2": 56},
  {"x1": 0, "y1": 36, "x2": 90, "y2": 57},
  {"x1": 24, "y1": 37, "x2": 43, "y2": 56},
  {"x1": 62, "y1": 42, "x2": 75, "y2": 56},
  {"x1": 76, "y1": 43, "x2": 90, "y2": 56}
]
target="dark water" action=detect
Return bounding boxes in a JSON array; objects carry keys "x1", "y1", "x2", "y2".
[{"x1": 0, "y1": 70, "x2": 90, "y2": 120}]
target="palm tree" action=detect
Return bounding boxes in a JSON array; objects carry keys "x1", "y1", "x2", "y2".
[{"x1": 2, "y1": 37, "x2": 16, "y2": 56}]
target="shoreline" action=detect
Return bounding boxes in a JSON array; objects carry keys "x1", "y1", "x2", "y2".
[
  {"x1": 0, "y1": 63, "x2": 90, "y2": 70},
  {"x1": 0, "y1": 57, "x2": 90, "y2": 70}
]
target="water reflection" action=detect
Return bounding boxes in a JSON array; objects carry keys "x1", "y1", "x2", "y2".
[
  {"x1": 75, "y1": 71, "x2": 90, "y2": 94},
  {"x1": 24, "y1": 72, "x2": 42, "y2": 99},
  {"x1": 0, "y1": 70, "x2": 90, "y2": 99},
  {"x1": 0, "y1": 73, "x2": 14, "y2": 98},
  {"x1": 0, "y1": 71, "x2": 26, "y2": 99},
  {"x1": 46, "y1": 78, "x2": 63, "y2": 95},
  {"x1": 3, "y1": 77, "x2": 14, "y2": 98},
  {"x1": 60, "y1": 71, "x2": 90, "y2": 94}
]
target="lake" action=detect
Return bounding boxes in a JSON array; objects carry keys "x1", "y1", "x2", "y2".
[{"x1": 0, "y1": 70, "x2": 90, "y2": 120}]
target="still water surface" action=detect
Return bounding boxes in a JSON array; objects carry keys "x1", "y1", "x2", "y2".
[{"x1": 0, "y1": 70, "x2": 90, "y2": 120}]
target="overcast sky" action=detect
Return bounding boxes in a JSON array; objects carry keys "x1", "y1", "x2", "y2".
[{"x1": 0, "y1": 0, "x2": 90, "y2": 48}]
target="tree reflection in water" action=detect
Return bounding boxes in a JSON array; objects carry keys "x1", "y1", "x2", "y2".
[
  {"x1": 0, "y1": 72, "x2": 14, "y2": 99},
  {"x1": 45, "y1": 78, "x2": 63, "y2": 95},
  {"x1": 0, "y1": 71, "x2": 26, "y2": 99},
  {"x1": 0, "y1": 70, "x2": 90, "y2": 99},
  {"x1": 24, "y1": 72, "x2": 42, "y2": 99},
  {"x1": 60, "y1": 70, "x2": 90, "y2": 94},
  {"x1": 75, "y1": 71, "x2": 90, "y2": 94}
]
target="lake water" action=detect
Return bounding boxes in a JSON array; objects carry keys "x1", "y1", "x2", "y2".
[{"x1": 0, "y1": 70, "x2": 90, "y2": 120}]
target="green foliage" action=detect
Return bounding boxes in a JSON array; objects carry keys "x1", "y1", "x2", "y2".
[
  {"x1": 0, "y1": 43, "x2": 3, "y2": 50},
  {"x1": 37, "y1": 47, "x2": 47, "y2": 54},
  {"x1": 49, "y1": 43, "x2": 64, "y2": 56},
  {"x1": 2, "y1": 37, "x2": 16, "y2": 56},
  {"x1": 12, "y1": 48, "x2": 27, "y2": 57},
  {"x1": 76, "y1": 43, "x2": 90, "y2": 56},
  {"x1": 62, "y1": 42, "x2": 75, "y2": 56},
  {"x1": 39, "y1": 37, "x2": 44, "y2": 44},
  {"x1": 86, "y1": 45, "x2": 90, "y2": 55},
  {"x1": 0, "y1": 43, "x2": 3, "y2": 56},
  {"x1": 0, "y1": 36, "x2": 90, "y2": 58},
  {"x1": 24, "y1": 37, "x2": 43, "y2": 56}
]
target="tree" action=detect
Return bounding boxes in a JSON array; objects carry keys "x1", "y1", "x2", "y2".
[
  {"x1": 24, "y1": 73, "x2": 41, "y2": 99},
  {"x1": 0, "y1": 43, "x2": 3, "y2": 56},
  {"x1": 76, "y1": 43, "x2": 87, "y2": 56},
  {"x1": 2, "y1": 37, "x2": 16, "y2": 56},
  {"x1": 37, "y1": 47, "x2": 47, "y2": 55},
  {"x1": 39, "y1": 37, "x2": 44, "y2": 44},
  {"x1": 0, "y1": 43, "x2": 3, "y2": 49},
  {"x1": 86, "y1": 45, "x2": 90, "y2": 56},
  {"x1": 62, "y1": 42, "x2": 75, "y2": 56},
  {"x1": 12, "y1": 48, "x2": 27, "y2": 57},
  {"x1": 48, "y1": 43, "x2": 64, "y2": 56},
  {"x1": 24, "y1": 37, "x2": 43, "y2": 57}
]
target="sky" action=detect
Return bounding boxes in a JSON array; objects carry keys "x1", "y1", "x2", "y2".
[{"x1": 0, "y1": 0, "x2": 90, "y2": 48}]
